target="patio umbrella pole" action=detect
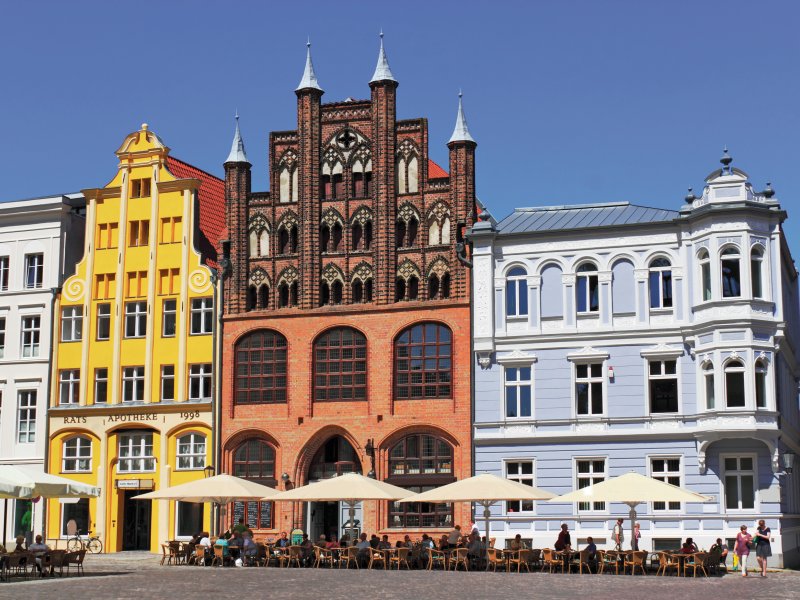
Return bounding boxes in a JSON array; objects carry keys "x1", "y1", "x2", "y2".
[
  {"x1": 626, "y1": 502, "x2": 639, "y2": 551},
  {"x1": 481, "y1": 501, "x2": 493, "y2": 570},
  {"x1": 347, "y1": 501, "x2": 355, "y2": 540},
  {"x1": 3, "y1": 499, "x2": 7, "y2": 548}
]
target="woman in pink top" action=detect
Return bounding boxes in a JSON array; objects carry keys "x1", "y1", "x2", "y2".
[{"x1": 735, "y1": 524, "x2": 753, "y2": 577}]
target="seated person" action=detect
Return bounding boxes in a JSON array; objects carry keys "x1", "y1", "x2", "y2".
[
  {"x1": 299, "y1": 534, "x2": 314, "y2": 563},
  {"x1": 554, "y1": 524, "x2": 571, "y2": 552},
  {"x1": 369, "y1": 534, "x2": 380, "y2": 549},
  {"x1": 326, "y1": 537, "x2": 340, "y2": 550},
  {"x1": 242, "y1": 531, "x2": 258, "y2": 558},
  {"x1": 355, "y1": 533, "x2": 372, "y2": 567},
  {"x1": 680, "y1": 537, "x2": 698, "y2": 554},
  {"x1": 13, "y1": 535, "x2": 26, "y2": 553},
  {"x1": 198, "y1": 532, "x2": 212, "y2": 548},
  {"x1": 402, "y1": 534, "x2": 414, "y2": 549},
  {"x1": 438, "y1": 534, "x2": 449, "y2": 550},
  {"x1": 510, "y1": 534, "x2": 525, "y2": 552},
  {"x1": 215, "y1": 536, "x2": 230, "y2": 558},
  {"x1": 276, "y1": 531, "x2": 291, "y2": 548},
  {"x1": 377, "y1": 535, "x2": 392, "y2": 550},
  {"x1": 467, "y1": 533, "x2": 483, "y2": 559},
  {"x1": 28, "y1": 535, "x2": 50, "y2": 574},
  {"x1": 338, "y1": 533, "x2": 350, "y2": 548},
  {"x1": 228, "y1": 531, "x2": 244, "y2": 550},
  {"x1": 584, "y1": 536, "x2": 597, "y2": 561},
  {"x1": 710, "y1": 538, "x2": 729, "y2": 564},
  {"x1": 316, "y1": 534, "x2": 328, "y2": 548},
  {"x1": 420, "y1": 534, "x2": 434, "y2": 549}
]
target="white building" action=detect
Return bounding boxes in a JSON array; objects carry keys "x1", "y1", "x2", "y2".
[{"x1": 0, "y1": 194, "x2": 85, "y2": 547}]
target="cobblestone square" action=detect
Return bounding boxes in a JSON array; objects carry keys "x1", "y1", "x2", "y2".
[{"x1": 1, "y1": 553, "x2": 797, "y2": 600}]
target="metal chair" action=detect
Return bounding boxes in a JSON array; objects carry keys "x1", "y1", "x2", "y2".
[
  {"x1": 448, "y1": 547, "x2": 470, "y2": 571},
  {"x1": 390, "y1": 547, "x2": 411, "y2": 570},
  {"x1": 684, "y1": 552, "x2": 708, "y2": 577},
  {"x1": 623, "y1": 550, "x2": 648, "y2": 575}
]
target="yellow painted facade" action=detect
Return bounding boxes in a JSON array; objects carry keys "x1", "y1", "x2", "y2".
[{"x1": 47, "y1": 125, "x2": 217, "y2": 553}]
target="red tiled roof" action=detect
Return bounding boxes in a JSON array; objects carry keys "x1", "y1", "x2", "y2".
[
  {"x1": 428, "y1": 159, "x2": 448, "y2": 179},
  {"x1": 166, "y1": 156, "x2": 226, "y2": 269}
]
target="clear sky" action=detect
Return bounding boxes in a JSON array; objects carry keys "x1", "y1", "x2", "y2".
[{"x1": 1, "y1": 1, "x2": 798, "y2": 253}]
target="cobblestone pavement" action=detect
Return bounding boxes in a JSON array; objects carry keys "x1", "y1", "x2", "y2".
[{"x1": 1, "y1": 553, "x2": 797, "y2": 600}]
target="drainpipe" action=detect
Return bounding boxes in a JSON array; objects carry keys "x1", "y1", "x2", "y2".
[
  {"x1": 214, "y1": 241, "x2": 232, "y2": 536},
  {"x1": 42, "y1": 286, "x2": 60, "y2": 543},
  {"x1": 456, "y1": 221, "x2": 475, "y2": 522}
]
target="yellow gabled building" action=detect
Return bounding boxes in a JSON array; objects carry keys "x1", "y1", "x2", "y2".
[{"x1": 47, "y1": 124, "x2": 225, "y2": 552}]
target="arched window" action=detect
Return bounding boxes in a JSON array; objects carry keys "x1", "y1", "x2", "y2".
[
  {"x1": 352, "y1": 153, "x2": 372, "y2": 197},
  {"x1": 505, "y1": 267, "x2": 528, "y2": 317},
  {"x1": 278, "y1": 151, "x2": 299, "y2": 203},
  {"x1": 387, "y1": 434, "x2": 454, "y2": 528},
  {"x1": 576, "y1": 262, "x2": 599, "y2": 313},
  {"x1": 698, "y1": 249, "x2": 712, "y2": 301},
  {"x1": 246, "y1": 285, "x2": 257, "y2": 311},
  {"x1": 277, "y1": 269, "x2": 299, "y2": 309},
  {"x1": 278, "y1": 226, "x2": 298, "y2": 255},
  {"x1": 352, "y1": 222, "x2": 363, "y2": 251},
  {"x1": 394, "y1": 323, "x2": 452, "y2": 399},
  {"x1": 396, "y1": 204, "x2": 419, "y2": 248},
  {"x1": 540, "y1": 263, "x2": 564, "y2": 319},
  {"x1": 721, "y1": 247, "x2": 741, "y2": 298},
  {"x1": 234, "y1": 330, "x2": 288, "y2": 404},
  {"x1": 258, "y1": 284, "x2": 270, "y2": 309},
  {"x1": 427, "y1": 204, "x2": 451, "y2": 246},
  {"x1": 428, "y1": 273, "x2": 450, "y2": 300},
  {"x1": 428, "y1": 220, "x2": 440, "y2": 246},
  {"x1": 396, "y1": 261, "x2": 421, "y2": 302},
  {"x1": 232, "y1": 439, "x2": 276, "y2": 529},
  {"x1": 314, "y1": 328, "x2": 367, "y2": 401},
  {"x1": 63, "y1": 436, "x2": 92, "y2": 472},
  {"x1": 755, "y1": 359, "x2": 768, "y2": 409},
  {"x1": 278, "y1": 283, "x2": 289, "y2": 308},
  {"x1": 352, "y1": 279, "x2": 363, "y2": 303},
  {"x1": 649, "y1": 257, "x2": 673, "y2": 309},
  {"x1": 725, "y1": 359, "x2": 745, "y2": 408},
  {"x1": 751, "y1": 247, "x2": 764, "y2": 299},
  {"x1": 704, "y1": 362, "x2": 715, "y2": 410},
  {"x1": 351, "y1": 265, "x2": 373, "y2": 304},
  {"x1": 176, "y1": 433, "x2": 206, "y2": 470}
]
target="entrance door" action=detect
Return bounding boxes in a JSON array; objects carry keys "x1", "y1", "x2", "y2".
[
  {"x1": 308, "y1": 501, "x2": 339, "y2": 543},
  {"x1": 122, "y1": 490, "x2": 151, "y2": 551}
]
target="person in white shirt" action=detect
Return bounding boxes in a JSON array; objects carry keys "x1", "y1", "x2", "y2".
[
  {"x1": 198, "y1": 532, "x2": 212, "y2": 548},
  {"x1": 447, "y1": 525, "x2": 462, "y2": 548},
  {"x1": 28, "y1": 535, "x2": 50, "y2": 575}
]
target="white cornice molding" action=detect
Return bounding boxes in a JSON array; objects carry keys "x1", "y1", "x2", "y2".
[
  {"x1": 496, "y1": 349, "x2": 538, "y2": 366},
  {"x1": 566, "y1": 346, "x2": 610, "y2": 362},
  {"x1": 640, "y1": 344, "x2": 684, "y2": 359}
]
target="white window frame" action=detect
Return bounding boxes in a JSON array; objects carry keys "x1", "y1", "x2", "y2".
[
  {"x1": 503, "y1": 365, "x2": 533, "y2": 420},
  {"x1": 754, "y1": 357, "x2": 770, "y2": 410},
  {"x1": 94, "y1": 368, "x2": 108, "y2": 404},
  {"x1": 750, "y1": 245, "x2": 765, "y2": 300},
  {"x1": 574, "y1": 362, "x2": 605, "y2": 417},
  {"x1": 0, "y1": 316, "x2": 5, "y2": 359},
  {"x1": 648, "y1": 257, "x2": 673, "y2": 311},
  {"x1": 124, "y1": 301, "x2": 147, "y2": 338},
  {"x1": 648, "y1": 455, "x2": 683, "y2": 513},
  {"x1": 190, "y1": 297, "x2": 213, "y2": 335},
  {"x1": 724, "y1": 358, "x2": 746, "y2": 409},
  {"x1": 0, "y1": 255, "x2": 8, "y2": 291},
  {"x1": 96, "y1": 303, "x2": 111, "y2": 341},
  {"x1": 117, "y1": 431, "x2": 155, "y2": 473},
  {"x1": 702, "y1": 360, "x2": 716, "y2": 411},
  {"x1": 720, "y1": 246, "x2": 742, "y2": 299},
  {"x1": 122, "y1": 366, "x2": 145, "y2": 402},
  {"x1": 575, "y1": 262, "x2": 600, "y2": 314},
  {"x1": 21, "y1": 315, "x2": 41, "y2": 358},
  {"x1": 62, "y1": 436, "x2": 92, "y2": 473},
  {"x1": 17, "y1": 390, "x2": 37, "y2": 444},
  {"x1": 574, "y1": 457, "x2": 607, "y2": 514},
  {"x1": 24, "y1": 253, "x2": 43, "y2": 289},
  {"x1": 176, "y1": 432, "x2": 206, "y2": 470},
  {"x1": 188, "y1": 364, "x2": 212, "y2": 401},
  {"x1": 646, "y1": 359, "x2": 680, "y2": 415},
  {"x1": 720, "y1": 453, "x2": 758, "y2": 513},
  {"x1": 60, "y1": 306, "x2": 83, "y2": 342},
  {"x1": 59, "y1": 369, "x2": 80, "y2": 405},
  {"x1": 697, "y1": 248, "x2": 712, "y2": 302},
  {"x1": 504, "y1": 459, "x2": 536, "y2": 515},
  {"x1": 162, "y1": 299, "x2": 176, "y2": 338},
  {"x1": 161, "y1": 365, "x2": 175, "y2": 401},
  {"x1": 504, "y1": 266, "x2": 528, "y2": 318}
]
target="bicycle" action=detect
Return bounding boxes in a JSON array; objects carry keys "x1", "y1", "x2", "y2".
[{"x1": 66, "y1": 529, "x2": 103, "y2": 554}]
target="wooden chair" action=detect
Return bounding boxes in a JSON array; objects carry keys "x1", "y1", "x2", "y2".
[
  {"x1": 283, "y1": 546, "x2": 303, "y2": 568},
  {"x1": 168, "y1": 541, "x2": 183, "y2": 565},
  {"x1": 47, "y1": 550, "x2": 67, "y2": 577},
  {"x1": 339, "y1": 546, "x2": 360, "y2": 569},
  {"x1": 64, "y1": 549, "x2": 86, "y2": 576},
  {"x1": 428, "y1": 548, "x2": 447, "y2": 571},
  {"x1": 211, "y1": 545, "x2": 234, "y2": 568},
  {"x1": 6, "y1": 553, "x2": 32, "y2": 579},
  {"x1": 448, "y1": 547, "x2": 469, "y2": 571},
  {"x1": 160, "y1": 544, "x2": 170, "y2": 566},
  {"x1": 569, "y1": 549, "x2": 593, "y2": 574},
  {"x1": 486, "y1": 547, "x2": 506, "y2": 572},
  {"x1": 189, "y1": 545, "x2": 206, "y2": 566},
  {"x1": 313, "y1": 546, "x2": 335, "y2": 568},
  {"x1": 368, "y1": 549, "x2": 387, "y2": 570},
  {"x1": 684, "y1": 552, "x2": 708, "y2": 577},
  {"x1": 541, "y1": 548, "x2": 558, "y2": 574},
  {"x1": 509, "y1": 549, "x2": 532, "y2": 573},
  {"x1": 390, "y1": 547, "x2": 411, "y2": 570},
  {"x1": 597, "y1": 550, "x2": 619, "y2": 575},
  {"x1": 526, "y1": 548, "x2": 542, "y2": 571},
  {"x1": 624, "y1": 550, "x2": 648, "y2": 575},
  {"x1": 655, "y1": 552, "x2": 679, "y2": 576}
]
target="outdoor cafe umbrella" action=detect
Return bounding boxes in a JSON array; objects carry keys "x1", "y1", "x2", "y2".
[
  {"x1": 0, "y1": 465, "x2": 100, "y2": 548},
  {"x1": 548, "y1": 471, "x2": 710, "y2": 547},
  {"x1": 268, "y1": 473, "x2": 411, "y2": 536},
  {"x1": 398, "y1": 473, "x2": 556, "y2": 552}
]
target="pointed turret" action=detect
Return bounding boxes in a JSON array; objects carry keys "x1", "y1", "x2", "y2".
[
  {"x1": 370, "y1": 31, "x2": 396, "y2": 84},
  {"x1": 225, "y1": 113, "x2": 250, "y2": 164},
  {"x1": 296, "y1": 40, "x2": 323, "y2": 92},
  {"x1": 448, "y1": 91, "x2": 476, "y2": 144}
]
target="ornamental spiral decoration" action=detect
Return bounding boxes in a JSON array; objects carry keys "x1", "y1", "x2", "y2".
[
  {"x1": 62, "y1": 277, "x2": 85, "y2": 302},
  {"x1": 188, "y1": 268, "x2": 211, "y2": 294}
]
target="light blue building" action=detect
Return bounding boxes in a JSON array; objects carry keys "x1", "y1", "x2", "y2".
[{"x1": 469, "y1": 152, "x2": 800, "y2": 567}]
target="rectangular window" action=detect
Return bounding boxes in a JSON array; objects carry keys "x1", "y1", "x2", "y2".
[
  {"x1": 125, "y1": 271, "x2": 148, "y2": 297},
  {"x1": 158, "y1": 268, "x2": 180, "y2": 296},
  {"x1": 576, "y1": 273, "x2": 599, "y2": 313},
  {"x1": 176, "y1": 433, "x2": 206, "y2": 470},
  {"x1": 176, "y1": 502, "x2": 204, "y2": 539},
  {"x1": 162, "y1": 299, "x2": 177, "y2": 337},
  {"x1": 94, "y1": 273, "x2": 116, "y2": 300},
  {"x1": 117, "y1": 432, "x2": 155, "y2": 472},
  {"x1": 505, "y1": 461, "x2": 535, "y2": 513},
  {"x1": 61, "y1": 498, "x2": 89, "y2": 537},
  {"x1": 130, "y1": 178, "x2": 151, "y2": 198},
  {"x1": 0, "y1": 255, "x2": 9, "y2": 290},
  {"x1": 94, "y1": 368, "x2": 108, "y2": 404},
  {"x1": 59, "y1": 369, "x2": 80, "y2": 405},
  {"x1": 160, "y1": 216, "x2": 182, "y2": 244},
  {"x1": 190, "y1": 297, "x2": 213, "y2": 335},
  {"x1": 505, "y1": 366, "x2": 532, "y2": 418},
  {"x1": 651, "y1": 457, "x2": 681, "y2": 511},
  {"x1": 128, "y1": 220, "x2": 150, "y2": 247},
  {"x1": 122, "y1": 366, "x2": 145, "y2": 402},
  {"x1": 649, "y1": 360, "x2": 678, "y2": 413},
  {"x1": 63, "y1": 437, "x2": 92, "y2": 472},
  {"x1": 96, "y1": 222, "x2": 119, "y2": 249},
  {"x1": 161, "y1": 365, "x2": 175, "y2": 401},
  {"x1": 17, "y1": 390, "x2": 36, "y2": 444},
  {"x1": 96, "y1": 303, "x2": 111, "y2": 340},
  {"x1": 189, "y1": 364, "x2": 212, "y2": 401},
  {"x1": 60, "y1": 306, "x2": 83, "y2": 342},
  {"x1": 21, "y1": 315, "x2": 41, "y2": 357},
  {"x1": 576, "y1": 458, "x2": 606, "y2": 512},
  {"x1": 723, "y1": 456, "x2": 755, "y2": 511},
  {"x1": 124, "y1": 301, "x2": 147, "y2": 338},
  {"x1": 575, "y1": 363, "x2": 603, "y2": 416},
  {"x1": 24, "y1": 253, "x2": 44, "y2": 289},
  {"x1": 0, "y1": 317, "x2": 5, "y2": 358}
]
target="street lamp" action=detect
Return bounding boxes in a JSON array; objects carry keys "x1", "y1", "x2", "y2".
[
  {"x1": 204, "y1": 464, "x2": 215, "y2": 478},
  {"x1": 365, "y1": 438, "x2": 376, "y2": 478},
  {"x1": 782, "y1": 452, "x2": 795, "y2": 475}
]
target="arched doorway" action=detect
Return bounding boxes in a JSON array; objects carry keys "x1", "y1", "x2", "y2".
[{"x1": 306, "y1": 436, "x2": 362, "y2": 543}]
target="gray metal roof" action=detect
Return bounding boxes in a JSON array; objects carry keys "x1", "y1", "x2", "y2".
[
  {"x1": 448, "y1": 92, "x2": 475, "y2": 144},
  {"x1": 296, "y1": 42, "x2": 323, "y2": 92},
  {"x1": 370, "y1": 32, "x2": 396, "y2": 84},
  {"x1": 496, "y1": 202, "x2": 679, "y2": 235}
]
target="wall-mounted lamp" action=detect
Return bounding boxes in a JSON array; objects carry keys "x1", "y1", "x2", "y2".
[
  {"x1": 281, "y1": 472, "x2": 290, "y2": 482},
  {"x1": 365, "y1": 438, "x2": 376, "y2": 478},
  {"x1": 782, "y1": 452, "x2": 795, "y2": 475},
  {"x1": 608, "y1": 366, "x2": 615, "y2": 380},
  {"x1": 203, "y1": 465, "x2": 215, "y2": 478}
]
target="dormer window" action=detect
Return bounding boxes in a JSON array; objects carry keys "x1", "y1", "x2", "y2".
[{"x1": 721, "y1": 247, "x2": 741, "y2": 298}]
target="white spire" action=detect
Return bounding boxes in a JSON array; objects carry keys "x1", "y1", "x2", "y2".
[
  {"x1": 225, "y1": 112, "x2": 250, "y2": 164},
  {"x1": 370, "y1": 30, "x2": 396, "y2": 84},
  {"x1": 296, "y1": 40, "x2": 323, "y2": 92},
  {"x1": 448, "y1": 91, "x2": 475, "y2": 144}
]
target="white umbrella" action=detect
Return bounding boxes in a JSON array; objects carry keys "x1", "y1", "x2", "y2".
[
  {"x1": 399, "y1": 472, "x2": 555, "y2": 564},
  {"x1": 269, "y1": 473, "x2": 411, "y2": 537},
  {"x1": 133, "y1": 473, "x2": 279, "y2": 503},
  {"x1": 549, "y1": 471, "x2": 711, "y2": 548}
]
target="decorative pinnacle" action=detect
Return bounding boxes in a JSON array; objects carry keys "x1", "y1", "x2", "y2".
[
  {"x1": 762, "y1": 182, "x2": 775, "y2": 199},
  {"x1": 225, "y1": 111, "x2": 249, "y2": 164},
  {"x1": 370, "y1": 29, "x2": 396, "y2": 84},
  {"x1": 448, "y1": 90, "x2": 476, "y2": 144},
  {"x1": 296, "y1": 39, "x2": 323, "y2": 92},
  {"x1": 720, "y1": 146, "x2": 733, "y2": 172},
  {"x1": 684, "y1": 187, "x2": 697, "y2": 204}
]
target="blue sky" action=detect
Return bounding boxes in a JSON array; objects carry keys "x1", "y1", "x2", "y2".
[{"x1": 1, "y1": 1, "x2": 798, "y2": 253}]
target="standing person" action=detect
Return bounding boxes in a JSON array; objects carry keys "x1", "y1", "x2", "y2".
[
  {"x1": 755, "y1": 519, "x2": 772, "y2": 577},
  {"x1": 735, "y1": 524, "x2": 752, "y2": 577},
  {"x1": 447, "y1": 525, "x2": 462, "y2": 548},
  {"x1": 613, "y1": 518, "x2": 624, "y2": 550},
  {"x1": 632, "y1": 522, "x2": 641, "y2": 551}
]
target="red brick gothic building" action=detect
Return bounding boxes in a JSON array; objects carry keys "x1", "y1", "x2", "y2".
[{"x1": 220, "y1": 38, "x2": 476, "y2": 541}]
